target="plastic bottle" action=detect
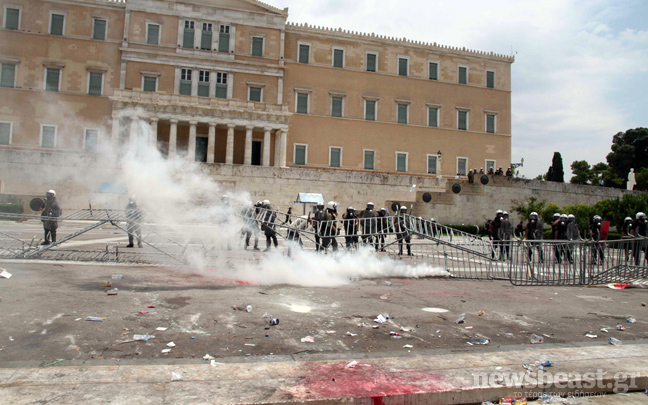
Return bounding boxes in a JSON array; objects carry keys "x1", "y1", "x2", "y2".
[
  {"x1": 627, "y1": 316, "x2": 636, "y2": 323},
  {"x1": 112, "y1": 275, "x2": 125, "y2": 279},
  {"x1": 270, "y1": 318, "x2": 279, "y2": 325},
  {"x1": 455, "y1": 313, "x2": 466, "y2": 324},
  {"x1": 530, "y1": 334, "x2": 544, "y2": 344},
  {"x1": 246, "y1": 305, "x2": 252, "y2": 313},
  {"x1": 608, "y1": 337, "x2": 622, "y2": 346}
]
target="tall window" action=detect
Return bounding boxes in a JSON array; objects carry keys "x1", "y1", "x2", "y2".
[
  {"x1": 85, "y1": 129, "x2": 98, "y2": 152},
  {"x1": 45, "y1": 68, "x2": 60, "y2": 92},
  {"x1": 333, "y1": 48, "x2": 344, "y2": 68},
  {"x1": 364, "y1": 150, "x2": 375, "y2": 170},
  {"x1": 88, "y1": 72, "x2": 103, "y2": 95},
  {"x1": 486, "y1": 70, "x2": 495, "y2": 88},
  {"x1": 429, "y1": 62, "x2": 438, "y2": 80},
  {"x1": 215, "y1": 72, "x2": 227, "y2": 98},
  {"x1": 142, "y1": 76, "x2": 157, "y2": 92},
  {"x1": 201, "y1": 23, "x2": 212, "y2": 50},
  {"x1": 458, "y1": 110, "x2": 468, "y2": 130},
  {"x1": 198, "y1": 70, "x2": 209, "y2": 97},
  {"x1": 41, "y1": 125, "x2": 56, "y2": 148},
  {"x1": 251, "y1": 37, "x2": 264, "y2": 57},
  {"x1": 457, "y1": 158, "x2": 468, "y2": 176},
  {"x1": 1, "y1": 63, "x2": 16, "y2": 88},
  {"x1": 396, "y1": 152, "x2": 408, "y2": 172},
  {"x1": 249, "y1": 86, "x2": 262, "y2": 102},
  {"x1": 366, "y1": 53, "x2": 377, "y2": 72},
  {"x1": 398, "y1": 57, "x2": 408, "y2": 76},
  {"x1": 486, "y1": 160, "x2": 496, "y2": 173},
  {"x1": 428, "y1": 107, "x2": 439, "y2": 127},
  {"x1": 298, "y1": 44, "x2": 310, "y2": 64},
  {"x1": 486, "y1": 114, "x2": 496, "y2": 133},
  {"x1": 365, "y1": 100, "x2": 376, "y2": 121},
  {"x1": 331, "y1": 96, "x2": 343, "y2": 117},
  {"x1": 296, "y1": 93, "x2": 308, "y2": 114},
  {"x1": 4, "y1": 7, "x2": 20, "y2": 30},
  {"x1": 427, "y1": 155, "x2": 438, "y2": 174},
  {"x1": 146, "y1": 23, "x2": 160, "y2": 45},
  {"x1": 180, "y1": 68, "x2": 192, "y2": 95},
  {"x1": 218, "y1": 25, "x2": 230, "y2": 52},
  {"x1": 50, "y1": 13, "x2": 64, "y2": 35},
  {"x1": 294, "y1": 144, "x2": 307, "y2": 165},
  {"x1": 92, "y1": 18, "x2": 106, "y2": 40},
  {"x1": 183, "y1": 21, "x2": 195, "y2": 48},
  {"x1": 329, "y1": 147, "x2": 342, "y2": 168},
  {"x1": 397, "y1": 104, "x2": 408, "y2": 124},
  {"x1": 0, "y1": 122, "x2": 11, "y2": 145},
  {"x1": 458, "y1": 66, "x2": 467, "y2": 84}
]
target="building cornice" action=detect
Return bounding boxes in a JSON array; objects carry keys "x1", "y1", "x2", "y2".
[{"x1": 286, "y1": 22, "x2": 515, "y2": 64}]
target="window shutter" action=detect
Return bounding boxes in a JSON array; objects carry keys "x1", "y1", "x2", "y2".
[
  {"x1": 143, "y1": 77, "x2": 156, "y2": 92},
  {"x1": 201, "y1": 30, "x2": 212, "y2": 50},
  {"x1": 487, "y1": 114, "x2": 495, "y2": 133},
  {"x1": 42, "y1": 127, "x2": 56, "y2": 148},
  {"x1": 397, "y1": 154, "x2": 406, "y2": 172},
  {"x1": 93, "y1": 19, "x2": 106, "y2": 40},
  {"x1": 1, "y1": 64, "x2": 15, "y2": 88},
  {"x1": 458, "y1": 111, "x2": 467, "y2": 130},
  {"x1": 333, "y1": 49, "x2": 343, "y2": 67},
  {"x1": 51, "y1": 14, "x2": 64, "y2": 35},
  {"x1": 215, "y1": 84, "x2": 227, "y2": 98},
  {"x1": 487, "y1": 71, "x2": 495, "y2": 88},
  {"x1": 364, "y1": 151, "x2": 374, "y2": 170},
  {"x1": 46, "y1": 68, "x2": 60, "y2": 92},
  {"x1": 218, "y1": 32, "x2": 230, "y2": 52},
  {"x1": 428, "y1": 108, "x2": 438, "y2": 127},
  {"x1": 183, "y1": 27, "x2": 194, "y2": 48},
  {"x1": 365, "y1": 101, "x2": 375, "y2": 120},
  {"x1": 147, "y1": 25, "x2": 159, "y2": 44},
  {"x1": 429, "y1": 62, "x2": 438, "y2": 80},
  {"x1": 0, "y1": 123, "x2": 10, "y2": 145},
  {"x1": 398, "y1": 58, "x2": 408, "y2": 76},
  {"x1": 295, "y1": 146, "x2": 306, "y2": 165},
  {"x1": 330, "y1": 148, "x2": 341, "y2": 167},
  {"x1": 85, "y1": 129, "x2": 98, "y2": 151},
  {"x1": 252, "y1": 37, "x2": 263, "y2": 56},
  {"x1": 428, "y1": 156, "x2": 437, "y2": 174},
  {"x1": 5, "y1": 8, "x2": 19, "y2": 30},
  {"x1": 88, "y1": 72, "x2": 102, "y2": 95},
  {"x1": 296, "y1": 93, "x2": 308, "y2": 114},
  {"x1": 398, "y1": 104, "x2": 407, "y2": 124},
  {"x1": 198, "y1": 83, "x2": 209, "y2": 97},
  {"x1": 331, "y1": 97, "x2": 342, "y2": 117},
  {"x1": 459, "y1": 67, "x2": 467, "y2": 84},
  {"x1": 299, "y1": 45, "x2": 309, "y2": 63},
  {"x1": 249, "y1": 87, "x2": 261, "y2": 102},
  {"x1": 366, "y1": 54, "x2": 376, "y2": 72}
]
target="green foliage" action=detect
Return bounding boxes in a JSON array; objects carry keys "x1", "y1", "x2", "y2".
[
  {"x1": 510, "y1": 197, "x2": 546, "y2": 221},
  {"x1": 533, "y1": 174, "x2": 546, "y2": 181},
  {"x1": 0, "y1": 202, "x2": 23, "y2": 220},
  {"x1": 551, "y1": 152, "x2": 565, "y2": 182},
  {"x1": 541, "y1": 203, "x2": 562, "y2": 224},
  {"x1": 605, "y1": 127, "x2": 648, "y2": 188},
  {"x1": 570, "y1": 160, "x2": 591, "y2": 184}
]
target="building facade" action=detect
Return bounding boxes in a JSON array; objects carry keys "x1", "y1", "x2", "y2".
[{"x1": 0, "y1": 0, "x2": 513, "y2": 180}]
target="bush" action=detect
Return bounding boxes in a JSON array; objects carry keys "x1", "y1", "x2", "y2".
[{"x1": 0, "y1": 202, "x2": 23, "y2": 220}]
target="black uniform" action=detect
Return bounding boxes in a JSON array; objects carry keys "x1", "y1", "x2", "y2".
[
  {"x1": 556, "y1": 217, "x2": 572, "y2": 264},
  {"x1": 590, "y1": 219, "x2": 604, "y2": 264},
  {"x1": 359, "y1": 207, "x2": 376, "y2": 246},
  {"x1": 317, "y1": 209, "x2": 338, "y2": 252},
  {"x1": 632, "y1": 217, "x2": 647, "y2": 265},
  {"x1": 125, "y1": 200, "x2": 143, "y2": 248},
  {"x1": 342, "y1": 210, "x2": 359, "y2": 250},
  {"x1": 490, "y1": 214, "x2": 503, "y2": 259},
  {"x1": 262, "y1": 209, "x2": 278, "y2": 251},
  {"x1": 41, "y1": 196, "x2": 62, "y2": 245},
  {"x1": 498, "y1": 216, "x2": 513, "y2": 260},
  {"x1": 375, "y1": 210, "x2": 388, "y2": 251},
  {"x1": 242, "y1": 206, "x2": 260, "y2": 250},
  {"x1": 396, "y1": 211, "x2": 412, "y2": 256},
  {"x1": 525, "y1": 218, "x2": 544, "y2": 263}
]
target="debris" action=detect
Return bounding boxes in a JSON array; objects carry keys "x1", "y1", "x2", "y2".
[
  {"x1": 244, "y1": 343, "x2": 255, "y2": 346},
  {"x1": 171, "y1": 372, "x2": 183, "y2": 381},
  {"x1": 455, "y1": 313, "x2": 466, "y2": 324},
  {"x1": 246, "y1": 305, "x2": 252, "y2": 312},
  {"x1": 106, "y1": 289, "x2": 118, "y2": 295},
  {"x1": 627, "y1": 316, "x2": 636, "y2": 323},
  {"x1": 75, "y1": 318, "x2": 81, "y2": 321},
  {"x1": 138, "y1": 311, "x2": 148, "y2": 315},
  {"x1": 102, "y1": 281, "x2": 112, "y2": 287},
  {"x1": 465, "y1": 326, "x2": 473, "y2": 330},
  {"x1": 112, "y1": 275, "x2": 125, "y2": 279},
  {"x1": 203, "y1": 354, "x2": 215, "y2": 361},
  {"x1": 166, "y1": 342, "x2": 176, "y2": 347},
  {"x1": 372, "y1": 325, "x2": 380, "y2": 329},
  {"x1": 134, "y1": 334, "x2": 152, "y2": 342},
  {"x1": 530, "y1": 334, "x2": 544, "y2": 344},
  {"x1": 380, "y1": 294, "x2": 389, "y2": 300},
  {"x1": 642, "y1": 302, "x2": 646, "y2": 307},
  {"x1": 42, "y1": 359, "x2": 64, "y2": 368},
  {"x1": 346, "y1": 332, "x2": 358, "y2": 336},
  {"x1": 403, "y1": 344, "x2": 413, "y2": 348},
  {"x1": 608, "y1": 337, "x2": 622, "y2": 346},
  {"x1": 0, "y1": 269, "x2": 12, "y2": 279},
  {"x1": 384, "y1": 281, "x2": 392, "y2": 286},
  {"x1": 300, "y1": 336, "x2": 315, "y2": 343},
  {"x1": 210, "y1": 360, "x2": 222, "y2": 367},
  {"x1": 344, "y1": 360, "x2": 358, "y2": 368},
  {"x1": 585, "y1": 334, "x2": 597, "y2": 339},
  {"x1": 161, "y1": 349, "x2": 171, "y2": 353},
  {"x1": 400, "y1": 326, "x2": 415, "y2": 332},
  {"x1": 607, "y1": 283, "x2": 630, "y2": 289},
  {"x1": 147, "y1": 305, "x2": 155, "y2": 308},
  {"x1": 478, "y1": 311, "x2": 485, "y2": 316},
  {"x1": 326, "y1": 330, "x2": 336, "y2": 334},
  {"x1": 156, "y1": 327, "x2": 167, "y2": 331},
  {"x1": 600, "y1": 328, "x2": 609, "y2": 333},
  {"x1": 616, "y1": 325, "x2": 626, "y2": 331},
  {"x1": 469, "y1": 339, "x2": 489, "y2": 345},
  {"x1": 389, "y1": 331, "x2": 401, "y2": 337},
  {"x1": 374, "y1": 314, "x2": 388, "y2": 324},
  {"x1": 270, "y1": 318, "x2": 279, "y2": 326},
  {"x1": 8, "y1": 336, "x2": 14, "y2": 341},
  {"x1": 84, "y1": 316, "x2": 105, "y2": 322},
  {"x1": 262, "y1": 312, "x2": 272, "y2": 318}
]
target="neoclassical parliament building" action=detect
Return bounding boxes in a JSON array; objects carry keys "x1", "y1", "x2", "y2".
[{"x1": 0, "y1": 0, "x2": 514, "y2": 177}]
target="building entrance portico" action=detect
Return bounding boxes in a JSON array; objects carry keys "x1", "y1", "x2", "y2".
[{"x1": 110, "y1": 90, "x2": 291, "y2": 167}]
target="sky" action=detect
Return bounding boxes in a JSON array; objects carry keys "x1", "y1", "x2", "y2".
[{"x1": 265, "y1": 0, "x2": 648, "y2": 179}]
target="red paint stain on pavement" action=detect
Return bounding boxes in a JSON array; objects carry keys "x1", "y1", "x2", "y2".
[{"x1": 288, "y1": 361, "x2": 454, "y2": 401}]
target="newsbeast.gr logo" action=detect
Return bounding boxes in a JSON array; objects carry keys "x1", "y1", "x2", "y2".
[{"x1": 472, "y1": 369, "x2": 640, "y2": 395}]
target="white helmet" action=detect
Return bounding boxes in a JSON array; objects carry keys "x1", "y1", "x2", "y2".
[
  {"x1": 46, "y1": 190, "x2": 56, "y2": 198},
  {"x1": 625, "y1": 216, "x2": 633, "y2": 222},
  {"x1": 637, "y1": 212, "x2": 646, "y2": 220},
  {"x1": 496, "y1": 209, "x2": 503, "y2": 214},
  {"x1": 503, "y1": 211, "x2": 508, "y2": 215},
  {"x1": 553, "y1": 212, "x2": 560, "y2": 218},
  {"x1": 399, "y1": 206, "x2": 408, "y2": 212},
  {"x1": 347, "y1": 206, "x2": 354, "y2": 211},
  {"x1": 430, "y1": 218, "x2": 436, "y2": 222},
  {"x1": 326, "y1": 201, "x2": 339, "y2": 210},
  {"x1": 568, "y1": 214, "x2": 575, "y2": 219},
  {"x1": 367, "y1": 202, "x2": 374, "y2": 208}
]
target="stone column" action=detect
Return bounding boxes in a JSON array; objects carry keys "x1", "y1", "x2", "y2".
[
  {"x1": 273, "y1": 129, "x2": 281, "y2": 167},
  {"x1": 168, "y1": 119, "x2": 178, "y2": 159},
  {"x1": 225, "y1": 123, "x2": 235, "y2": 165},
  {"x1": 149, "y1": 118, "x2": 158, "y2": 149},
  {"x1": 187, "y1": 121, "x2": 197, "y2": 161},
  {"x1": 279, "y1": 129, "x2": 287, "y2": 167},
  {"x1": 111, "y1": 116, "x2": 120, "y2": 153},
  {"x1": 207, "y1": 122, "x2": 216, "y2": 164},
  {"x1": 262, "y1": 127, "x2": 271, "y2": 167},
  {"x1": 129, "y1": 116, "x2": 139, "y2": 151},
  {"x1": 244, "y1": 125, "x2": 253, "y2": 165}
]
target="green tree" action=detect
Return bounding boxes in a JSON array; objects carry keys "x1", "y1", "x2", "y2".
[
  {"x1": 591, "y1": 162, "x2": 609, "y2": 185},
  {"x1": 510, "y1": 197, "x2": 547, "y2": 223},
  {"x1": 550, "y1": 152, "x2": 564, "y2": 182},
  {"x1": 534, "y1": 174, "x2": 546, "y2": 181},
  {"x1": 605, "y1": 127, "x2": 648, "y2": 188},
  {"x1": 541, "y1": 202, "x2": 562, "y2": 224},
  {"x1": 570, "y1": 160, "x2": 591, "y2": 184}
]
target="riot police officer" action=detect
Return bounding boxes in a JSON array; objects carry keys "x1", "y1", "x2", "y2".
[
  {"x1": 396, "y1": 206, "x2": 412, "y2": 256},
  {"x1": 40, "y1": 190, "x2": 62, "y2": 245},
  {"x1": 359, "y1": 202, "x2": 377, "y2": 247},
  {"x1": 590, "y1": 215, "x2": 604, "y2": 264},
  {"x1": 375, "y1": 207, "x2": 389, "y2": 251},
  {"x1": 125, "y1": 195, "x2": 143, "y2": 248},
  {"x1": 317, "y1": 201, "x2": 339, "y2": 252},
  {"x1": 499, "y1": 211, "x2": 513, "y2": 260},
  {"x1": 242, "y1": 201, "x2": 261, "y2": 250},
  {"x1": 525, "y1": 211, "x2": 544, "y2": 263},
  {"x1": 313, "y1": 202, "x2": 325, "y2": 251},
  {"x1": 631, "y1": 212, "x2": 647, "y2": 265},
  {"x1": 490, "y1": 210, "x2": 504, "y2": 259},
  {"x1": 342, "y1": 206, "x2": 359, "y2": 250},
  {"x1": 261, "y1": 200, "x2": 278, "y2": 252}
]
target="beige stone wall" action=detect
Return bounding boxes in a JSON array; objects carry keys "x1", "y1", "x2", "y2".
[
  {"x1": 124, "y1": 61, "x2": 175, "y2": 92},
  {"x1": 0, "y1": 151, "x2": 639, "y2": 226}
]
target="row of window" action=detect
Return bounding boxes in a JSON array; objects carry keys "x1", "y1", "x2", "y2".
[
  {"x1": 0, "y1": 121, "x2": 99, "y2": 151},
  {"x1": 0, "y1": 62, "x2": 106, "y2": 95},
  {"x1": 297, "y1": 43, "x2": 497, "y2": 88},
  {"x1": 292, "y1": 144, "x2": 490, "y2": 175},
  {"x1": 296, "y1": 93, "x2": 498, "y2": 132},
  {"x1": 3, "y1": 6, "x2": 109, "y2": 40}
]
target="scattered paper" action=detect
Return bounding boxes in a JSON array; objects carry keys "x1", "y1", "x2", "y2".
[
  {"x1": 171, "y1": 372, "x2": 183, "y2": 381},
  {"x1": 585, "y1": 334, "x2": 597, "y2": 339},
  {"x1": 0, "y1": 269, "x2": 12, "y2": 279},
  {"x1": 346, "y1": 332, "x2": 358, "y2": 336},
  {"x1": 326, "y1": 330, "x2": 336, "y2": 334},
  {"x1": 156, "y1": 327, "x2": 168, "y2": 331},
  {"x1": 161, "y1": 349, "x2": 171, "y2": 353},
  {"x1": 374, "y1": 314, "x2": 387, "y2": 324},
  {"x1": 607, "y1": 283, "x2": 630, "y2": 289},
  {"x1": 403, "y1": 344, "x2": 414, "y2": 348},
  {"x1": 167, "y1": 341, "x2": 176, "y2": 347},
  {"x1": 244, "y1": 343, "x2": 256, "y2": 346},
  {"x1": 345, "y1": 360, "x2": 358, "y2": 369},
  {"x1": 84, "y1": 316, "x2": 105, "y2": 322},
  {"x1": 300, "y1": 336, "x2": 315, "y2": 343},
  {"x1": 203, "y1": 354, "x2": 215, "y2": 361}
]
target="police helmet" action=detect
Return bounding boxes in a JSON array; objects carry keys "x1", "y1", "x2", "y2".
[
  {"x1": 430, "y1": 218, "x2": 436, "y2": 222},
  {"x1": 560, "y1": 214, "x2": 568, "y2": 220},
  {"x1": 326, "y1": 201, "x2": 339, "y2": 210},
  {"x1": 637, "y1": 212, "x2": 646, "y2": 220},
  {"x1": 529, "y1": 212, "x2": 539, "y2": 221},
  {"x1": 46, "y1": 190, "x2": 56, "y2": 198},
  {"x1": 347, "y1": 206, "x2": 355, "y2": 211},
  {"x1": 380, "y1": 207, "x2": 387, "y2": 212},
  {"x1": 553, "y1": 213, "x2": 560, "y2": 219},
  {"x1": 399, "y1": 206, "x2": 408, "y2": 212},
  {"x1": 625, "y1": 216, "x2": 633, "y2": 222},
  {"x1": 593, "y1": 215, "x2": 602, "y2": 222},
  {"x1": 366, "y1": 202, "x2": 374, "y2": 209}
]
